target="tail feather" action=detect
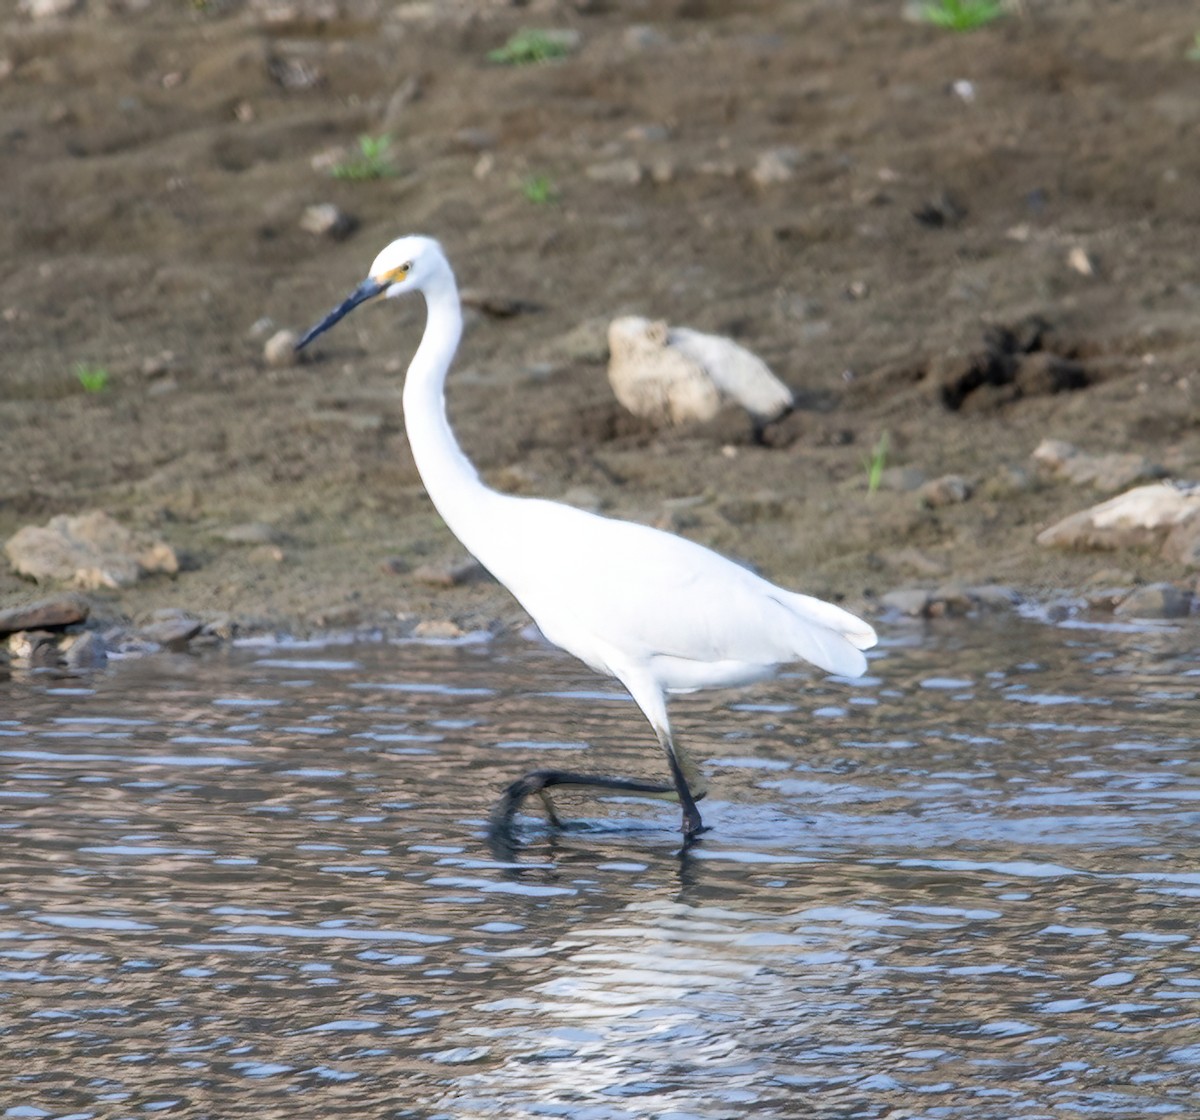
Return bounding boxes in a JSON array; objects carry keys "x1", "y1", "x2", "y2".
[{"x1": 772, "y1": 590, "x2": 877, "y2": 678}]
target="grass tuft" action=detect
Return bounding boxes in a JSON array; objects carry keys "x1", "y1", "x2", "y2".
[
  {"x1": 863, "y1": 431, "x2": 890, "y2": 494},
  {"x1": 920, "y1": 0, "x2": 1004, "y2": 31},
  {"x1": 488, "y1": 29, "x2": 575, "y2": 66},
  {"x1": 75, "y1": 363, "x2": 110, "y2": 393},
  {"x1": 331, "y1": 134, "x2": 396, "y2": 181},
  {"x1": 520, "y1": 174, "x2": 559, "y2": 205}
]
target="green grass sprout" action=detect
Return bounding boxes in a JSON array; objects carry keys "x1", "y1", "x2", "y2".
[
  {"x1": 331, "y1": 134, "x2": 396, "y2": 181},
  {"x1": 520, "y1": 174, "x2": 559, "y2": 205},
  {"x1": 864, "y1": 431, "x2": 890, "y2": 494},
  {"x1": 488, "y1": 29, "x2": 575, "y2": 66},
  {"x1": 920, "y1": 0, "x2": 1005, "y2": 31},
  {"x1": 74, "y1": 363, "x2": 110, "y2": 394},
  {"x1": 1187, "y1": 32, "x2": 1200, "y2": 61}
]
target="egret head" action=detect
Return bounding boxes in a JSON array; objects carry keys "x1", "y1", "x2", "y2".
[{"x1": 295, "y1": 235, "x2": 449, "y2": 351}]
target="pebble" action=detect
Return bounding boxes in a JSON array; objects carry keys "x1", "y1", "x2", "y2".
[
  {"x1": 1113, "y1": 582, "x2": 1193, "y2": 620},
  {"x1": 545, "y1": 316, "x2": 611, "y2": 365},
  {"x1": 882, "y1": 584, "x2": 1019, "y2": 618},
  {"x1": 917, "y1": 474, "x2": 973, "y2": 508},
  {"x1": 412, "y1": 557, "x2": 487, "y2": 588},
  {"x1": 139, "y1": 614, "x2": 204, "y2": 650},
  {"x1": 264, "y1": 328, "x2": 300, "y2": 367},
  {"x1": 586, "y1": 159, "x2": 643, "y2": 186},
  {"x1": 750, "y1": 146, "x2": 802, "y2": 186},
  {"x1": 213, "y1": 522, "x2": 282, "y2": 545},
  {"x1": 299, "y1": 203, "x2": 355, "y2": 240},
  {"x1": 0, "y1": 593, "x2": 89, "y2": 635},
  {"x1": 61, "y1": 629, "x2": 107, "y2": 670},
  {"x1": 879, "y1": 466, "x2": 927, "y2": 493},
  {"x1": 19, "y1": 0, "x2": 80, "y2": 18},
  {"x1": 1032, "y1": 438, "x2": 1165, "y2": 493}
]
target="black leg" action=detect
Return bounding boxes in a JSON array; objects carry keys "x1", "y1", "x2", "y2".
[{"x1": 488, "y1": 768, "x2": 675, "y2": 842}]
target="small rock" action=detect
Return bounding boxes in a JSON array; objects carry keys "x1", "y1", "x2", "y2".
[
  {"x1": 141, "y1": 350, "x2": 178, "y2": 379},
  {"x1": 1031, "y1": 438, "x2": 1165, "y2": 493},
  {"x1": 888, "y1": 548, "x2": 949, "y2": 577},
  {"x1": 545, "y1": 316, "x2": 610, "y2": 365},
  {"x1": 213, "y1": 522, "x2": 281, "y2": 545},
  {"x1": 0, "y1": 593, "x2": 89, "y2": 635},
  {"x1": 586, "y1": 159, "x2": 642, "y2": 185},
  {"x1": 139, "y1": 615, "x2": 204, "y2": 650},
  {"x1": 1164, "y1": 515, "x2": 1200, "y2": 569},
  {"x1": 917, "y1": 474, "x2": 972, "y2": 508},
  {"x1": 928, "y1": 583, "x2": 974, "y2": 616},
  {"x1": 1114, "y1": 583, "x2": 1192, "y2": 620},
  {"x1": 623, "y1": 24, "x2": 668, "y2": 50},
  {"x1": 6, "y1": 629, "x2": 60, "y2": 668},
  {"x1": 264, "y1": 329, "x2": 300, "y2": 367},
  {"x1": 412, "y1": 557, "x2": 487, "y2": 588},
  {"x1": 19, "y1": 0, "x2": 81, "y2": 17},
  {"x1": 881, "y1": 588, "x2": 933, "y2": 617},
  {"x1": 5, "y1": 511, "x2": 177, "y2": 589},
  {"x1": 1067, "y1": 246, "x2": 1096, "y2": 277},
  {"x1": 648, "y1": 158, "x2": 677, "y2": 184},
  {"x1": 247, "y1": 545, "x2": 285, "y2": 565},
  {"x1": 61, "y1": 630, "x2": 107, "y2": 670},
  {"x1": 879, "y1": 466, "x2": 927, "y2": 493},
  {"x1": 413, "y1": 618, "x2": 464, "y2": 640},
  {"x1": 624, "y1": 123, "x2": 670, "y2": 144},
  {"x1": 299, "y1": 203, "x2": 355, "y2": 240},
  {"x1": 451, "y1": 127, "x2": 496, "y2": 152},
  {"x1": 750, "y1": 146, "x2": 802, "y2": 186},
  {"x1": 967, "y1": 584, "x2": 1021, "y2": 611}
]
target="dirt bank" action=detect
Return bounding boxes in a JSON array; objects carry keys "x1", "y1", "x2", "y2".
[{"x1": 2, "y1": 0, "x2": 1198, "y2": 638}]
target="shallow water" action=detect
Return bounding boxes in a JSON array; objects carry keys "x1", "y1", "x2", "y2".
[{"x1": 1, "y1": 614, "x2": 1198, "y2": 1119}]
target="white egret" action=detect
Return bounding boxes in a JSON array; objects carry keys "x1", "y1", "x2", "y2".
[{"x1": 296, "y1": 236, "x2": 877, "y2": 843}]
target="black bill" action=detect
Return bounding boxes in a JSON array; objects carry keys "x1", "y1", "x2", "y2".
[{"x1": 295, "y1": 276, "x2": 386, "y2": 351}]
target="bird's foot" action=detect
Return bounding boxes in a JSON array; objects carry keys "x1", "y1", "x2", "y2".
[{"x1": 487, "y1": 767, "x2": 679, "y2": 848}]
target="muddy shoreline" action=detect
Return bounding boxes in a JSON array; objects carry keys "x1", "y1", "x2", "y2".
[{"x1": 2, "y1": 1, "x2": 1198, "y2": 649}]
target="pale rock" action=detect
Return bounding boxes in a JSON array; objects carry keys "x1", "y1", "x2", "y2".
[
  {"x1": 214, "y1": 521, "x2": 281, "y2": 545},
  {"x1": 19, "y1": 0, "x2": 80, "y2": 18},
  {"x1": 61, "y1": 630, "x2": 107, "y2": 670},
  {"x1": 1037, "y1": 481, "x2": 1200, "y2": 558},
  {"x1": 300, "y1": 203, "x2": 355, "y2": 239},
  {"x1": 607, "y1": 316, "x2": 794, "y2": 428},
  {"x1": 264, "y1": 328, "x2": 300, "y2": 367},
  {"x1": 880, "y1": 466, "x2": 926, "y2": 493},
  {"x1": 751, "y1": 146, "x2": 802, "y2": 186},
  {"x1": 0, "y1": 593, "x2": 89, "y2": 635},
  {"x1": 881, "y1": 588, "x2": 933, "y2": 617},
  {"x1": 586, "y1": 159, "x2": 643, "y2": 185},
  {"x1": 5, "y1": 511, "x2": 178, "y2": 589},
  {"x1": 1031, "y1": 438, "x2": 1165, "y2": 493},
  {"x1": 412, "y1": 557, "x2": 487, "y2": 588},
  {"x1": 917, "y1": 474, "x2": 972, "y2": 507},
  {"x1": 1113, "y1": 583, "x2": 1192, "y2": 620}
]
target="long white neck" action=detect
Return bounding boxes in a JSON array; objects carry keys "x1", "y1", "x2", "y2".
[{"x1": 401, "y1": 269, "x2": 505, "y2": 559}]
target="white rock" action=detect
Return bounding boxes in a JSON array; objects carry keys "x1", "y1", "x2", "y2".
[
  {"x1": 19, "y1": 0, "x2": 80, "y2": 18},
  {"x1": 607, "y1": 317, "x2": 794, "y2": 428},
  {"x1": 264, "y1": 328, "x2": 300, "y2": 367},
  {"x1": 586, "y1": 159, "x2": 642, "y2": 185},
  {"x1": 750, "y1": 146, "x2": 802, "y2": 186},
  {"x1": 1037, "y1": 481, "x2": 1200, "y2": 557}
]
